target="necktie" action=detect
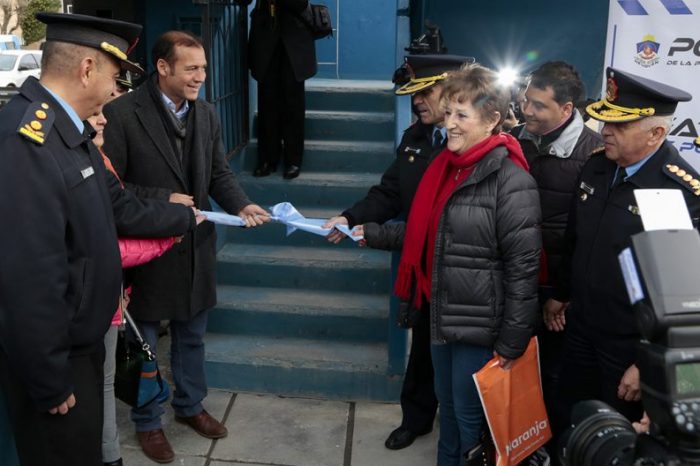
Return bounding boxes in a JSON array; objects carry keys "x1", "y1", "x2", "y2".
[
  {"x1": 612, "y1": 167, "x2": 628, "y2": 189},
  {"x1": 433, "y1": 129, "x2": 444, "y2": 148}
]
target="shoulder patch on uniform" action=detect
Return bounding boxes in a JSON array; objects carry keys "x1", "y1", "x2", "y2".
[
  {"x1": 590, "y1": 146, "x2": 606, "y2": 156},
  {"x1": 663, "y1": 163, "x2": 700, "y2": 195},
  {"x1": 17, "y1": 102, "x2": 55, "y2": 145}
]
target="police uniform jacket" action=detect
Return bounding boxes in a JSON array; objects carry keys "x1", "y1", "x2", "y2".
[
  {"x1": 555, "y1": 141, "x2": 700, "y2": 335},
  {"x1": 103, "y1": 78, "x2": 252, "y2": 322},
  {"x1": 512, "y1": 111, "x2": 603, "y2": 286},
  {"x1": 246, "y1": 0, "x2": 317, "y2": 82},
  {"x1": 0, "y1": 77, "x2": 194, "y2": 411},
  {"x1": 342, "y1": 121, "x2": 443, "y2": 228}
]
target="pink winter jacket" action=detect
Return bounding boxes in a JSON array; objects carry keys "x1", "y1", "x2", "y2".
[
  {"x1": 102, "y1": 148, "x2": 178, "y2": 325},
  {"x1": 112, "y1": 237, "x2": 176, "y2": 325}
]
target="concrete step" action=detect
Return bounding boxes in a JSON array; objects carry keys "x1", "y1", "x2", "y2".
[
  {"x1": 305, "y1": 78, "x2": 395, "y2": 113},
  {"x1": 240, "y1": 139, "x2": 396, "y2": 174},
  {"x1": 204, "y1": 333, "x2": 402, "y2": 400},
  {"x1": 252, "y1": 110, "x2": 394, "y2": 142},
  {"x1": 208, "y1": 285, "x2": 389, "y2": 342},
  {"x1": 305, "y1": 110, "x2": 394, "y2": 141},
  {"x1": 236, "y1": 171, "x2": 383, "y2": 211},
  {"x1": 216, "y1": 243, "x2": 391, "y2": 293}
]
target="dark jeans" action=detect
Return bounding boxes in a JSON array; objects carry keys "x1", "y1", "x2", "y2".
[
  {"x1": 431, "y1": 342, "x2": 492, "y2": 466},
  {"x1": 0, "y1": 347, "x2": 104, "y2": 466},
  {"x1": 130, "y1": 309, "x2": 209, "y2": 431}
]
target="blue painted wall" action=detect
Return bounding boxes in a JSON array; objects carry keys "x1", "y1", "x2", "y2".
[
  {"x1": 139, "y1": 0, "x2": 203, "y2": 74},
  {"x1": 418, "y1": 0, "x2": 610, "y2": 98},
  {"x1": 313, "y1": 0, "x2": 400, "y2": 80}
]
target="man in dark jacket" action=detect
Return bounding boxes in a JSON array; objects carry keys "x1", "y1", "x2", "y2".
[
  {"x1": 548, "y1": 68, "x2": 700, "y2": 435},
  {"x1": 103, "y1": 31, "x2": 268, "y2": 463},
  {"x1": 324, "y1": 54, "x2": 473, "y2": 451},
  {"x1": 0, "y1": 13, "x2": 197, "y2": 466},
  {"x1": 244, "y1": 0, "x2": 316, "y2": 179},
  {"x1": 510, "y1": 61, "x2": 603, "y2": 420}
]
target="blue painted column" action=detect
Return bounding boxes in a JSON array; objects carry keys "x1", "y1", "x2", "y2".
[{"x1": 388, "y1": 0, "x2": 411, "y2": 376}]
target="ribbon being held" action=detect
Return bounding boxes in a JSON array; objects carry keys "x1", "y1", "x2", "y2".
[
  {"x1": 270, "y1": 202, "x2": 362, "y2": 241},
  {"x1": 201, "y1": 203, "x2": 363, "y2": 241}
]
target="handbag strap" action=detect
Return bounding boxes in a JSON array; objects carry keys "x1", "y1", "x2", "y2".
[{"x1": 121, "y1": 302, "x2": 156, "y2": 361}]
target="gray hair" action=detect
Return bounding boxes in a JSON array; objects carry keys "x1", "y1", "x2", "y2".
[{"x1": 640, "y1": 115, "x2": 673, "y2": 132}]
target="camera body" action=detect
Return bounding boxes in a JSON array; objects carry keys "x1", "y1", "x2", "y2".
[
  {"x1": 405, "y1": 19, "x2": 447, "y2": 55},
  {"x1": 392, "y1": 21, "x2": 448, "y2": 87},
  {"x1": 560, "y1": 229, "x2": 700, "y2": 466}
]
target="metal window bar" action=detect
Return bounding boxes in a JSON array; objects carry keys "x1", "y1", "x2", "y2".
[{"x1": 196, "y1": 0, "x2": 249, "y2": 157}]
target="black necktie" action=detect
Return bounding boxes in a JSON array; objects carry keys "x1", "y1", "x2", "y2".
[
  {"x1": 433, "y1": 130, "x2": 444, "y2": 148},
  {"x1": 612, "y1": 167, "x2": 628, "y2": 189}
]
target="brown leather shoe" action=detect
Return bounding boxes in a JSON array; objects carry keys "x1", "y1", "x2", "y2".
[
  {"x1": 137, "y1": 429, "x2": 174, "y2": 464},
  {"x1": 175, "y1": 410, "x2": 228, "y2": 439}
]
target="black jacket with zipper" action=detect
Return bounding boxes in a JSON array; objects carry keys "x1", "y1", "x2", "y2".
[{"x1": 364, "y1": 146, "x2": 542, "y2": 359}]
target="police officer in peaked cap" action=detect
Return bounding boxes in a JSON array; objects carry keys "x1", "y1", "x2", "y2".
[
  {"x1": 0, "y1": 13, "x2": 201, "y2": 466},
  {"x1": 546, "y1": 67, "x2": 700, "y2": 439},
  {"x1": 323, "y1": 54, "x2": 474, "y2": 451}
]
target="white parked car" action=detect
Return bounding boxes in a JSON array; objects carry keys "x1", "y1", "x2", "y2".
[{"x1": 0, "y1": 50, "x2": 43, "y2": 88}]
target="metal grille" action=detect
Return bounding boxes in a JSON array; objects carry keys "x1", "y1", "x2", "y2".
[{"x1": 197, "y1": 0, "x2": 249, "y2": 156}]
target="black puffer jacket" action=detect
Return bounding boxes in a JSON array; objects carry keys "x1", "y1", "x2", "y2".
[{"x1": 365, "y1": 147, "x2": 542, "y2": 359}]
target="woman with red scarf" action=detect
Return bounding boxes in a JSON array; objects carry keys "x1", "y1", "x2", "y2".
[{"x1": 362, "y1": 64, "x2": 541, "y2": 465}]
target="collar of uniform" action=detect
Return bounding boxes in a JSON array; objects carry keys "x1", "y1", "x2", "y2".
[
  {"x1": 432, "y1": 126, "x2": 447, "y2": 144},
  {"x1": 20, "y1": 77, "x2": 87, "y2": 148},
  {"x1": 517, "y1": 110, "x2": 584, "y2": 159},
  {"x1": 40, "y1": 82, "x2": 84, "y2": 134},
  {"x1": 404, "y1": 120, "x2": 435, "y2": 144},
  {"x1": 621, "y1": 149, "x2": 656, "y2": 180},
  {"x1": 624, "y1": 141, "x2": 673, "y2": 188}
]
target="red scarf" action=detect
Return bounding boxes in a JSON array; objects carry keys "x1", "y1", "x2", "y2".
[{"x1": 394, "y1": 132, "x2": 528, "y2": 308}]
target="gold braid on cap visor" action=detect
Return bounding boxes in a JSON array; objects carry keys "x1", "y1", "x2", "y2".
[
  {"x1": 100, "y1": 41, "x2": 127, "y2": 60},
  {"x1": 586, "y1": 98, "x2": 656, "y2": 122},
  {"x1": 396, "y1": 72, "x2": 449, "y2": 95}
]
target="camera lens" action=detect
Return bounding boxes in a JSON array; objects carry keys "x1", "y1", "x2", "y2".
[
  {"x1": 559, "y1": 400, "x2": 637, "y2": 466},
  {"x1": 392, "y1": 64, "x2": 411, "y2": 86}
]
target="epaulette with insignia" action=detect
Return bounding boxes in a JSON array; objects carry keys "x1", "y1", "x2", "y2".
[
  {"x1": 590, "y1": 146, "x2": 606, "y2": 156},
  {"x1": 664, "y1": 163, "x2": 700, "y2": 196},
  {"x1": 17, "y1": 101, "x2": 54, "y2": 145}
]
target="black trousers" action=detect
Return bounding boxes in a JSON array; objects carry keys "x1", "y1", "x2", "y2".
[
  {"x1": 536, "y1": 288, "x2": 566, "y2": 422},
  {"x1": 257, "y1": 40, "x2": 306, "y2": 169},
  {"x1": 0, "y1": 347, "x2": 104, "y2": 466},
  {"x1": 400, "y1": 308, "x2": 438, "y2": 433},
  {"x1": 553, "y1": 317, "x2": 643, "y2": 437}
]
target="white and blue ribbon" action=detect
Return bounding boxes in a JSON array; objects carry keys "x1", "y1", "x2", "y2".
[{"x1": 201, "y1": 203, "x2": 363, "y2": 241}]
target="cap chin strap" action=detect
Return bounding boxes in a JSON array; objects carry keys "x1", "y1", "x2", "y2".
[
  {"x1": 601, "y1": 98, "x2": 656, "y2": 117},
  {"x1": 586, "y1": 99, "x2": 656, "y2": 122},
  {"x1": 396, "y1": 72, "x2": 449, "y2": 96}
]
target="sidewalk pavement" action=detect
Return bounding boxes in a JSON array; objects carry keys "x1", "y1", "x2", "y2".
[{"x1": 115, "y1": 391, "x2": 438, "y2": 466}]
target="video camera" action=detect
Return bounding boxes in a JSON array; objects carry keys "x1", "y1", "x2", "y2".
[
  {"x1": 406, "y1": 19, "x2": 447, "y2": 55},
  {"x1": 393, "y1": 20, "x2": 448, "y2": 87},
  {"x1": 559, "y1": 229, "x2": 700, "y2": 465}
]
